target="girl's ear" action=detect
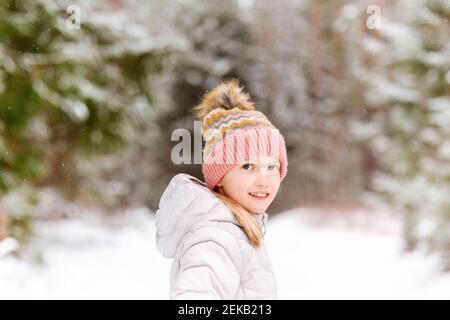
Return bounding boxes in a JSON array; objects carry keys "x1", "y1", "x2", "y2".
[{"x1": 216, "y1": 181, "x2": 223, "y2": 187}]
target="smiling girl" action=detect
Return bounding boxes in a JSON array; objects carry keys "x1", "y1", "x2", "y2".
[{"x1": 155, "y1": 79, "x2": 288, "y2": 299}]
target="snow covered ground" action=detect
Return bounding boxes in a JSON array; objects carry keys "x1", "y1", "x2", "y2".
[{"x1": 1, "y1": 207, "x2": 449, "y2": 300}]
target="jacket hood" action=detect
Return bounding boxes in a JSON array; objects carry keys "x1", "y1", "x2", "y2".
[{"x1": 155, "y1": 173, "x2": 268, "y2": 258}]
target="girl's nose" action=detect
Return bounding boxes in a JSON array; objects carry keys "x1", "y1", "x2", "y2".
[{"x1": 255, "y1": 172, "x2": 270, "y2": 187}]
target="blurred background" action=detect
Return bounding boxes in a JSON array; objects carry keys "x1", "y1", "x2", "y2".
[{"x1": 0, "y1": 0, "x2": 449, "y2": 299}]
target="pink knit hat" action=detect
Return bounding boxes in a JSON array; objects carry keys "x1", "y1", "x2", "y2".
[{"x1": 194, "y1": 80, "x2": 288, "y2": 190}]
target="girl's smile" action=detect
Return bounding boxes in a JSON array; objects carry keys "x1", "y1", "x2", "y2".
[{"x1": 248, "y1": 192, "x2": 270, "y2": 200}]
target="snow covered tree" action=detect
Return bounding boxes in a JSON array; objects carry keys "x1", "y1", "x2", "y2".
[
  {"x1": 0, "y1": 0, "x2": 173, "y2": 237},
  {"x1": 347, "y1": 0, "x2": 450, "y2": 269}
]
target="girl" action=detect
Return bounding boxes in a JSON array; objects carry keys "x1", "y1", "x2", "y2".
[{"x1": 155, "y1": 79, "x2": 288, "y2": 299}]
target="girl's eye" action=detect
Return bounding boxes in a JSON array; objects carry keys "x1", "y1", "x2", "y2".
[
  {"x1": 268, "y1": 164, "x2": 279, "y2": 171},
  {"x1": 242, "y1": 163, "x2": 254, "y2": 170}
]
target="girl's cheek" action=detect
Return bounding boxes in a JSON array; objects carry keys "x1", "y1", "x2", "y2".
[
  {"x1": 240, "y1": 170, "x2": 254, "y2": 177},
  {"x1": 270, "y1": 176, "x2": 281, "y2": 187}
]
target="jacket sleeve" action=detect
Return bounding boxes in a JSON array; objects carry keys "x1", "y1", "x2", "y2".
[{"x1": 171, "y1": 229, "x2": 242, "y2": 300}]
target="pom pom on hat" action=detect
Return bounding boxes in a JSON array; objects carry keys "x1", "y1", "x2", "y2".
[{"x1": 193, "y1": 79, "x2": 255, "y2": 119}]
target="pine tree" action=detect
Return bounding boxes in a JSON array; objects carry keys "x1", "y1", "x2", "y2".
[
  {"x1": 0, "y1": 0, "x2": 171, "y2": 237},
  {"x1": 350, "y1": 0, "x2": 450, "y2": 269}
]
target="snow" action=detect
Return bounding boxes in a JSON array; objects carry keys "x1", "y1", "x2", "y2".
[
  {"x1": 341, "y1": 4, "x2": 358, "y2": 20},
  {"x1": 267, "y1": 208, "x2": 450, "y2": 299},
  {"x1": 369, "y1": 77, "x2": 420, "y2": 104},
  {"x1": 0, "y1": 208, "x2": 171, "y2": 299},
  {"x1": 63, "y1": 99, "x2": 89, "y2": 122},
  {"x1": 0, "y1": 238, "x2": 19, "y2": 258},
  {"x1": 382, "y1": 21, "x2": 422, "y2": 60},
  {"x1": 1, "y1": 207, "x2": 449, "y2": 300}
]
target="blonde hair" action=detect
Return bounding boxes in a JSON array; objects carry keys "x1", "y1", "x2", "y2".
[{"x1": 213, "y1": 189, "x2": 263, "y2": 248}]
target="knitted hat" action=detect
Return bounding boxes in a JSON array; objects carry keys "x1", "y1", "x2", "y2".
[{"x1": 194, "y1": 79, "x2": 288, "y2": 190}]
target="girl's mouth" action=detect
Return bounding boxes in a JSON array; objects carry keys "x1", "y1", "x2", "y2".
[{"x1": 248, "y1": 192, "x2": 270, "y2": 200}]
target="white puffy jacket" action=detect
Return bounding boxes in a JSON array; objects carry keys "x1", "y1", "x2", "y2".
[{"x1": 155, "y1": 173, "x2": 277, "y2": 300}]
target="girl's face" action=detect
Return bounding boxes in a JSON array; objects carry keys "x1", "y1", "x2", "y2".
[{"x1": 217, "y1": 155, "x2": 281, "y2": 214}]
